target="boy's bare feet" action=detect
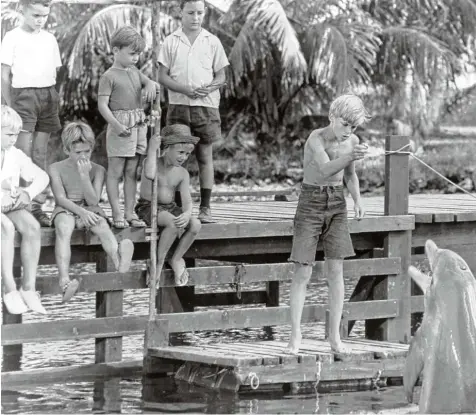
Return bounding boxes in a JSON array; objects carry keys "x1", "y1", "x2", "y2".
[
  {"x1": 117, "y1": 239, "x2": 134, "y2": 273},
  {"x1": 329, "y1": 339, "x2": 351, "y2": 354},
  {"x1": 284, "y1": 331, "x2": 302, "y2": 354},
  {"x1": 61, "y1": 278, "x2": 80, "y2": 303},
  {"x1": 169, "y1": 258, "x2": 189, "y2": 286}
]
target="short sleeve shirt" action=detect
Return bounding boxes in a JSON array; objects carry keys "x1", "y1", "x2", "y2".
[
  {"x1": 98, "y1": 67, "x2": 143, "y2": 111},
  {"x1": 1, "y1": 27, "x2": 61, "y2": 88},
  {"x1": 158, "y1": 28, "x2": 229, "y2": 108},
  {"x1": 1, "y1": 147, "x2": 49, "y2": 200}
]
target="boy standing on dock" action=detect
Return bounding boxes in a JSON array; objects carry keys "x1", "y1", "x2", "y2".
[
  {"x1": 98, "y1": 25, "x2": 158, "y2": 229},
  {"x1": 1, "y1": 105, "x2": 49, "y2": 314},
  {"x1": 135, "y1": 124, "x2": 202, "y2": 287},
  {"x1": 158, "y1": 0, "x2": 229, "y2": 223},
  {"x1": 285, "y1": 94, "x2": 370, "y2": 354},
  {"x1": 49, "y1": 122, "x2": 134, "y2": 303},
  {"x1": 1, "y1": 0, "x2": 62, "y2": 227}
]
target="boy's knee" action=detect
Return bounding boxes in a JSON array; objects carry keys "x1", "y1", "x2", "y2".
[
  {"x1": 24, "y1": 216, "x2": 41, "y2": 238},
  {"x1": 94, "y1": 216, "x2": 110, "y2": 230},
  {"x1": 1, "y1": 217, "x2": 15, "y2": 237},
  {"x1": 55, "y1": 219, "x2": 74, "y2": 237},
  {"x1": 327, "y1": 259, "x2": 344, "y2": 275},
  {"x1": 188, "y1": 217, "x2": 201, "y2": 235},
  {"x1": 293, "y1": 264, "x2": 312, "y2": 284}
]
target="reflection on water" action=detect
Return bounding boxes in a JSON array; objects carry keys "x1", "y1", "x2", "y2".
[
  {"x1": 2, "y1": 262, "x2": 415, "y2": 414},
  {"x1": 2, "y1": 376, "x2": 419, "y2": 414}
]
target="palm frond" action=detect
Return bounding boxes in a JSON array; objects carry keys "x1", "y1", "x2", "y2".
[{"x1": 224, "y1": 0, "x2": 307, "y2": 90}]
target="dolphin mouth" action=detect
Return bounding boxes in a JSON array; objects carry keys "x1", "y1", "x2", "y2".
[{"x1": 425, "y1": 239, "x2": 440, "y2": 271}]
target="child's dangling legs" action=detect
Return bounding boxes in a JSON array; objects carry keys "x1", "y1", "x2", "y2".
[
  {"x1": 4, "y1": 209, "x2": 46, "y2": 314},
  {"x1": 54, "y1": 213, "x2": 78, "y2": 302},
  {"x1": 89, "y1": 217, "x2": 134, "y2": 273}
]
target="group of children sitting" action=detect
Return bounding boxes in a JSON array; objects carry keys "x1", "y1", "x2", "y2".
[{"x1": 1, "y1": 0, "x2": 229, "y2": 315}]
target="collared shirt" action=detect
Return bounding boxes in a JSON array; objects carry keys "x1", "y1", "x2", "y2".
[
  {"x1": 1, "y1": 27, "x2": 62, "y2": 88},
  {"x1": 1, "y1": 146, "x2": 49, "y2": 201},
  {"x1": 158, "y1": 28, "x2": 229, "y2": 108}
]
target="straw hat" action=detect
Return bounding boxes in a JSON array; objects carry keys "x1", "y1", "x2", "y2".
[{"x1": 161, "y1": 124, "x2": 199, "y2": 147}]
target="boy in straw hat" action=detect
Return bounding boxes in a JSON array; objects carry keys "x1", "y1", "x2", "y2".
[{"x1": 136, "y1": 124, "x2": 202, "y2": 286}]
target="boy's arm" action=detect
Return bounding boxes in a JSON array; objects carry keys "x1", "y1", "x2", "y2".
[
  {"x1": 1, "y1": 64, "x2": 12, "y2": 106},
  {"x1": 144, "y1": 135, "x2": 161, "y2": 180},
  {"x1": 49, "y1": 164, "x2": 89, "y2": 217},
  {"x1": 179, "y1": 169, "x2": 192, "y2": 215},
  {"x1": 158, "y1": 64, "x2": 195, "y2": 98},
  {"x1": 79, "y1": 162, "x2": 103, "y2": 206},
  {"x1": 136, "y1": 70, "x2": 158, "y2": 102},
  {"x1": 18, "y1": 151, "x2": 49, "y2": 201},
  {"x1": 308, "y1": 133, "x2": 365, "y2": 178},
  {"x1": 344, "y1": 136, "x2": 365, "y2": 218}
]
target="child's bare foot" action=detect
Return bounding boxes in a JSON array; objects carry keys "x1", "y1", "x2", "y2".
[
  {"x1": 60, "y1": 279, "x2": 80, "y2": 303},
  {"x1": 118, "y1": 239, "x2": 134, "y2": 273},
  {"x1": 284, "y1": 332, "x2": 302, "y2": 354},
  {"x1": 169, "y1": 258, "x2": 189, "y2": 286},
  {"x1": 329, "y1": 339, "x2": 351, "y2": 354}
]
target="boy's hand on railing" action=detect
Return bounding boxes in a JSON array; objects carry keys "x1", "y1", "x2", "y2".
[
  {"x1": 149, "y1": 135, "x2": 161, "y2": 156},
  {"x1": 351, "y1": 144, "x2": 368, "y2": 161},
  {"x1": 142, "y1": 80, "x2": 157, "y2": 102}
]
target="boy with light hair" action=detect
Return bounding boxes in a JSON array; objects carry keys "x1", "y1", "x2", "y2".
[
  {"x1": 285, "y1": 94, "x2": 371, "y2": 354},
  {"x1": 1, "y1": 0, "x2": 62, "y2": 227},
  {"x1": 1, "y1": 105, "x2": 49, "y2": 314},
  {"x1": 49, "y1": 121, "x2": 134, "y2": 303}
]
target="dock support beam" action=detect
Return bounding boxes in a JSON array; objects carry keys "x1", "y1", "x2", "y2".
[
  {"x1": 366, "y1": 135, "x2": 412, "y2": 343},
  {"x1": 95, "y1": 252, "x2": 123, "y2": 363}
]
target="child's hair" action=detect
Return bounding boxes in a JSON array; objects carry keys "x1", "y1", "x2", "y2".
[
  {"x1": 1, "y1": 105, "x2": 23, "y2": 133},
  {"x1": 61, "y1": 121, "x2": 95, "y2": 152},
  {"x1": 111, "y1": 26, "x2": 146, "y2": 53},
  {"x1": 329, "y1": 94, "x2": 372, "y2": 126},
  {"x1": 19, "y1": 0, "x2": 51, "y2": 8},
  {"x1": 179, "y1": 0, "x2": 206, "y2": 9}
]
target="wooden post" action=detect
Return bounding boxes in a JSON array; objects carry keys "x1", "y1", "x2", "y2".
[
  {"x1": 2, "y1": 267, "x2": 22, "y2": 372},
  {"x1": 365, "y1": 135, "x2": 412, "y2": 343},
  {"x1": 95, "y1": 253, "x2": 123, "y2": 363}
]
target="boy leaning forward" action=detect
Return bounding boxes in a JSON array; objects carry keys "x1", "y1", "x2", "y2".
[{"x1": 285, "y1": 94, "x2": 371, "y2": 355}]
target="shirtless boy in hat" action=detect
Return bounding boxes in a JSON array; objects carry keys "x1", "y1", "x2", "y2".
[{"x1": 136, "y1": 124, "x2": 202, "y2": 286}]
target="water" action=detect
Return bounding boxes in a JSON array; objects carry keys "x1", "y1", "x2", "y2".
[{"x1": 2, "y1": 262, "x2": 418, "y2": 414}]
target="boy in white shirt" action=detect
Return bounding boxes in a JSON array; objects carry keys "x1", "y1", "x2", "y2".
[
  {"x1": 1, "y1": 0, "x2": 62, "y2": 227},
  {"x1": 1, "y1": 105, "x2": 49, "y2": 315}
]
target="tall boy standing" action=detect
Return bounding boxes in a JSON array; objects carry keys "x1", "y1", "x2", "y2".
[
  {"x1": 1, "y1": 0, "x2": 62, "y2": 227},
  {"x1": 285, "y1": 94, "x2": 371, "y2": 355},
  {"x1": 158, "y1": 0, "x2": 229, "y2": 223}
]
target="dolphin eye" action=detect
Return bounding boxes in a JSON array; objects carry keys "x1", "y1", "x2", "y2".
[{"x1": 460, "y1": 264, "x2": 467, "y2": 270}]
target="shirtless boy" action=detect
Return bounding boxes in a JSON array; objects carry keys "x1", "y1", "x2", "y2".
[
  {"x1": 285, "y1": 94, "x2": 371, "y2": 354},
  {"x1": 135, "y1": 124, "x2": 202, "y2": 286}
]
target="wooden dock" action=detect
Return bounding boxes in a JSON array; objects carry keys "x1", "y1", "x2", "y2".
[
  {"x1": 2, "y1": 136, "x2": 476, "y2": 392},
  {"x1": 149, "y1": 338, "x2": 409, "y2": 393}
]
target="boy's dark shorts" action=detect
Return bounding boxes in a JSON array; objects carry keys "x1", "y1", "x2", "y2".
[
  {"x1": 51, "y1": 204, "x2": 108, "y2": 230},
  {"x1": 135, "y1": 198, "x2": 183, "y2": 226},
  {"x1": 166, "y1": 104, "x2": 221, "y2": 145},
  {"x1": 11, "y1": 86, "x2": 61, "y2": 133},
  {"x1": 289, "y1": 183, "x2": 355, "y2": 265}
]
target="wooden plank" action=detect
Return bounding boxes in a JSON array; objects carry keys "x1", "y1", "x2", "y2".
[
  {"x1": 414, "y1": 213, "x2": 434, "y2": 223},
  {"x1": 95, "y1": 254, "x2": 123, "y2": 364},
  {"x1": 384, "y1": 135, "x2": 409, "y2": 216},
  {"x1": 193, "y1": 291, "x2": 267, "y2": 306},
  {"x1": 296, "y1": 339, "x2": 375, "y2": 362},
  {"x1": 200, "y1": 343, "x2": 286, "y2": 365},
  {"x1": 456, "y1": 212, "x2": 476, "y2": 222},
  {"x1": 1, "y1": 359, "x2": 142, "y2": 386},
  {"x1": 262, "y1": 341, "x2": 334, "y2": 363},
  {"x1": 1, "y1": 300, "x2": 399, "y2": 346},
  {"x1": 412, "y1": 222, "x2": 476, "y2": 247},
  {"x1": 148, "y1": 345, "x2": 263, "y2": 367},
  {"x1": 234, "y1": 362, "x2": 319, "y2": 385},
  {"x1": 28, "y1": 257, "x2": 402, "y2": 295},
  {"x1": 433, "y1": 213, "x2": 455, "y2": 223},
  {"x1": 350, "y1": 338, "x2": 409, "y2": 350},
  {"x1": 319, "y1": 358, "x2": 406, "y2": 381}
]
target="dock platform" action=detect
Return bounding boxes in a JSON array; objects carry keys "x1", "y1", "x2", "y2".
[{"x1": 149, "y1": 338, "x2": 408, "y2": 393}]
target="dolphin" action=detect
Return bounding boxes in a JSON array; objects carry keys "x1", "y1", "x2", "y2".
[{"x1": 404, "y1": 240, "x2": 476, "y2": 413}]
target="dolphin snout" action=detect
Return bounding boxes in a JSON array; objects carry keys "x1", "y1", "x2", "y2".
[{"x1": 425, "y1": 240, "x2": 439, "y2": 269}]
